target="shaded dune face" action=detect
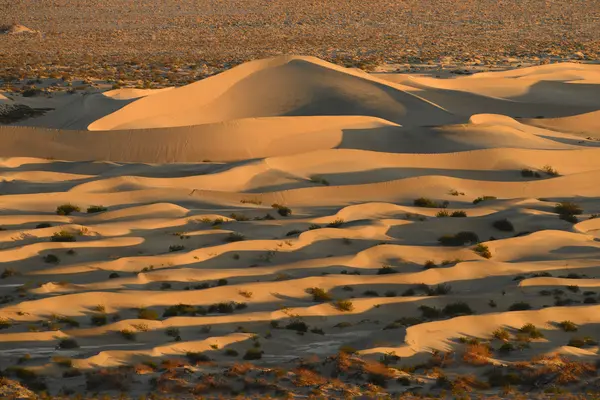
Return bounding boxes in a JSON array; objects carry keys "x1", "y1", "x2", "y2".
[{"x1": 0, "y1": 56, "x2": 599, "y2": 397}]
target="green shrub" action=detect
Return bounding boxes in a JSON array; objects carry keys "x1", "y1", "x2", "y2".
[
  {"x1": 137, "y1": 308, "x2": 158, "y2": 320},
  {"x1": 56, "y1": 204, "x2": 80, "y2": 215},
  {"x1": 243, "y1": 348, "x2": 263, "y2": 360},
  {"x1": 508, "y1": 301, "x2": 531, "y2": 311},
  {"x1": 168, "y1": 244, "x2": 185, "y2": 252},
  {"x1": 443, "y1": 302, "x2": 473, "y2": 317},
  {"x1": 451, "y1": 211, "x2": 467, "y2": 217},
  {"x1": 225, "y1": 232, "x2": 245, "y2": 242},
  {"x1": 558, "y1": 320, "x2": 578, "y2": 332},
  {"x1": 473, "y1": 196, "x2": 497, "y2": 204},
  {"x1": 498, "y1": 342, "x2": 516, "y2": 354},
  {"x1": 51, "y1": 231, "x2": 76, "y2": 242},
  {"x1": 86, "y1": 205, "x2": 107, "y2": 213},
  {"x1": 271, "y1": 204, "x2": 292, "y2": 217},
  {"x1": 554, "y1": 202, "x2": 583, "y2": 216},
  {"x1": 333, "y1": 300, "x2": 354, "y2": 312},
  {"x1": 414, "y1": 198, "x2": 448, "y2": 208},
  {"x1": 519, "y1": 323, "x2": 544, "y2": 339},
  {"x1": 492, "y1": 219, "x2": 514, "y2": 232},
  {"x1": 473, "y1": 243, "x2": 492, "y2": 258},
  {"x1": 58, "y1": 338, "x2": 79, "y2": 349},
  {"x1": 377, "y1": 265, "x2": 397, "y2": 275},
  {"x1": 90, "y1": 314, "x2": 107, "y2": 326},
  {"x1": 307, "y1": 287, "x2": 332, "y2": 302},
  {"x1": 438, "y1": 231, "x2": 479, "y2": 246},
  {"x1": 436, "y1": 210, "x2": 449, "y2": 218},
  {"x1": 120, "y1": 329, "x2": 136, "y2": 341},
  {"x1": 285, "y1": 319, "x2": 308, "y2": 332}
]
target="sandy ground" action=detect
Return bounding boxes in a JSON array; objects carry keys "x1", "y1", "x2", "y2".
[{"x1": 0, "y1": 56, "x2": 599, "y2": 398}]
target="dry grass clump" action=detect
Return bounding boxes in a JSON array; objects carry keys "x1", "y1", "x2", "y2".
[
  {"x1": 462, "y1": 343, "x2": 492, "y2": 366},
  {"x1": 307, "y1": 287, "x2": 332, "y2": 302}
]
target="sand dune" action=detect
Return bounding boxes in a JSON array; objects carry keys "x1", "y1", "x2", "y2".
[{"x1": 0, "y1": 57, "x2": 599, "y2": 397}]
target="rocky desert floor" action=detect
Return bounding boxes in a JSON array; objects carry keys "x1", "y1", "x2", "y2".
[{"x1": 0, "y1": 55, "x2": 599, "y2": 398}]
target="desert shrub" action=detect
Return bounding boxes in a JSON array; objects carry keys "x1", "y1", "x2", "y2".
[
  {"x1": 451, "y1": 211, "x2": 467, "y2": 217},
  {"x1": 559, "y1": 213, "x2": 578, "y2": 223},
  {"x1": 424, "y1": 260, "x2": 437, "y2": 269},
  {"x1": 51, "y1": 231, "x2": 76, "y2": 242},
  {"x1": 0, "y1": 268, "x2": 17, "y2": 279},
  {"x1": 224, "y1": 349, "x2": 239, "y2": 357},
  {"x1": 230, "y1": 213, "x2": 249, "y2": 221},
  {"x1": 542, "y1": 165, "x2": 559, "y2": 176},
  {"x1": 58, "y1": 338, "x2": 79, "y2": 349},
  {"x1": 473, "y1": 243, "x2": 492, "y2": 258},
  {"x1": 307, "y1": 287, "x2": 332, "y2": 302},
  {"x1": 567, "y1": 337, "x2": 597, "y2": 348},
  {"x1": 108, "y1": 272, "x2": 120, "y2": 279},
  {"x1": 120, "y1": 329, "x2": 136, "y2": 340},
  {"x1": 163, "y1": 303, "x2": 200, "y2": 317},
  {"x1": 333, "y1": 300, "x2": 354, "y2": 312},
  {"x1": 498, "y1": 342, "x2": 516, "y2": 353},
  {"x1": 168, "y1": 244, "x2": 185, "y2": 252},
  {"x1": 377, "y1": 265, "x2": 397, "y2": 275},
  {"x1": 285, "y1": 319, "x2": 308, "y2": 332},
  {"x1": 473, "y1": 196, "x2": 497, "y2": 204},
  {"x1": 364, "y1": 290, "x2": 379, "y2": 297},
  {"x1": 271, "y1": 204, "x2": 292, "y2": 217},
  {"x1": 53, "y1": 356, "x2": 73, "y2": 368},
  {"x1": 414, "y1": 198, "x2": 448, "y2": 208},
  {"x1": 463, "y1": 343, "x2": 492, "y2": 365},
  {"x1": 56, "y1": 204, "x2": 80, "y2": 215},
  {"x1": 309, "y1": 175, "x2": 329, "y2": 185},
  {"x1": 285, "y1": 229, "x2": 302, "y2": 236},
  {"x1": 160, "y1": 282, "x2": 171, "y2": 290},
  {"x1": 438, "y1": 231, "x2": 479, "y2": 246},
  {"x1": 0, "y1": 317, "x2": 12, "y2": 329},
  {"x1": 508, "y1": 301, "x2": 531, "y2": 311},
  {"x1": 35, "y1": 223, "x2": 52, "y2": 229},
  {"x1": 138, "y1": 308, "x2": 158, "y2": 320},
  {"x1": 492, "y1": 218, "x2": 514, "y2": 232},
  {"x1": 558, "y1": 320, "x2": 578, "y2": 332},
  {"x1": 519, "y1": 323, "x2": 544, "y2": 339},
  {"x1": 584, "y1": 297, "x2": 598, "y2": 304},
  {"x1": 419, "y1": 305, "x2": 443, "y2": 319},
  {"x1": 90, "y1": 314, "x2": 107, "y2": 326},
  {"x1": 308, "y1": 224, "x2": 321, "y2": 230},
  {"x1": 443, "y1": 302, "x2": 474, "y2": 317},
  {"x1": 225, "y1": 232, "x2": 246, "y2": 242},
  {"x1": 86, "y1": 205, "x2": 107, "y2": 213},
  {"x1": 327, "y1": 218, "x2": 344, "y2": 228},
  {"x1": 238, "y1": 289, "x2": 253, "y2": 299},
  {"x1": 521, "y1": 169, "x2": 541, "y2": 178},
  {"x1": 436, "y1": 210, "x2": 449, "y2": 218},
  {"x1": 243, "y1": 348, "x2": 263, "y2": 360},
  {"x1": 42, "y1": 254, "x2": 59, "y2": 264},
  {"x1": 165, "y1": 327, "x2": 180, "y2": 337},
  {"x1": 554, "y1": 202, "x2": 582, "y2": 216},
  {"x1": 492, "y1": 328, "x2": 510, "y2": 341},
  {"x1": 216, "y1": 278, "x2": 228, "y2": 286}
]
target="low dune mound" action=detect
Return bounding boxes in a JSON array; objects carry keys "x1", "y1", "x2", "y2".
[
  {"x1": 0, "y1": 23, "x2": 37, "y2": 35},
  {"x1": 521, "y1": 110, "x2": 600, "y2": 139},
  {"x1": 88, "y1": 55, "x2": 456, "y2": 130}
]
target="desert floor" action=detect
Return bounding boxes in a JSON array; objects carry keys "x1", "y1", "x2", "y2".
[{"x1": 0, "y1": 56, "x2": 599, "y2": 398}]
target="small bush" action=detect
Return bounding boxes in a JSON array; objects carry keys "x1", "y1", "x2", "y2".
[
  {"x1": 51, "y1": 231, "x2": 76, "y2": 242},
  {"x1": 492, "y1": 218, "x2": 514, "y2": 232},
  {"x1": 333, "y1": 300, "x2": 354, "y2": 312},
  {"x1": 138, "y1": 308, "x2": 158, "y2": 320},
  {"x1": 225, "y1": 232, "x2": 245, "y2": 242},
  {"x1": 377, "y1": 265, "x2": 397, "y2": 275},
  {"x1": 554, "y1": 202, "x2": 582, "y2": 216},
  {"x1": 58, "y1": 338, "x2": 79, "y2": 349},
  {"x1": 492, "y1": 328, "x2": 510, "y2": 341},
  {"x1": 307, "y1": 287, "x2": 332, "y2": 302},
  {"x1": 473, "y1": 243, "x2": 492, "y2": 258},
  {"x1": 558, "y1": 320, "x2": 578, "y2": 332},
  {"x1": 35, "y1": 223, "x2": 52, "y2": 229},
  {"x1": 419, "y1": 305, "x2": 443, "y2": 319},
  {"x1": 86, "y1": 205, "x2": 107, "y2": 213},
  {"x1": 108, "y1": 272, "x2": 120, "y2": 279},
  {"x1": 521, "y1": 169, "x2": 541, "y2": 178},
  {"x1": 498, "y1": 342, "x2": 516, "y2": 353},
  {"x1": 243, "y1": 348, "x2": 263, "y2": 360},
  {"x1": 168, "y1": 244, "x2": 185, "y2": 252},
  {"x1": 542, "y1": 165, "x2": 559, "y2": 176},
  {"x1": 0, "y1": 317, "x2": 12, "y2": 329},
  {"x1": 224, "y1": 349, "x2": 239, "y2": 357},
  {"x1": 519, "y1": 323, "x2": 544, "y2": 339},
  {"x1": 443, "y1": 302, "x2": 474, "y2": 317},
  {"x1": 438, "y1": 231, "x2": 479, "y2": 246},
  {"x1": 436, "y1": 210, "x2": 449, "y2": 218},
  {"x1": 327, "y1": 218, "x2": 344, "y2": 228},
  {"x1": 165, "y1": 327, "x2": 180, "y2": 337},
  {"x1": 414, "y1": 198, "x2": 448, "y2": 208},
  {"x1": 451, "y1": 211, "x2": 467, "y2": 217},
  {"x1": 56, "y1": 204, "x2": 81, "y2": 215},
  {"x1": 43, "y1": 254, "x2": 60, "y2": 264},
  {"x1": 271, "y1": 204, "x2": 292, "y2": 217},
  {"x1": 285, "y1": 319, "x2": 308, "y2": 332},
  {"x1": 0, "y1": 268, "x2": 17, "y2": 279},
  {"x1": 120, "y1": 329, "x2": 136, "y2": 341},
  {"x1": 424, "y1": 260, "x2": 437, "y2": 269},
  {"x1": 90, "y1": 314, "x2": 107, "y2": 326},
  {"x1": 285, "y1": 229, "x2": 302, "y2": 236},
  {"x1": 216, "y1": 278, "x2": 228, "y2": 286},
  {"x1": 473, "y1": 196, "x2": 497, "y2": 204},
  {"x1": 508, "y1": 301, "x2": 531, "y2": 311}
]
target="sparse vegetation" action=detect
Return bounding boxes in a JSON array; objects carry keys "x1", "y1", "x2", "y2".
[
  {"x1": 473, "y1": 243, "x2": 492, "y2": 258},
  {"x1": 414, "y1": 198, "x2": 449, "y2": 208},
  {"x1": 56, "y1": 204, "x2": 80, "y2": 215},
  {"x1": 473, "y1": 196, "x2": 497, "y2": 204},
  {"x1": 51, "y1": 230, "x2": 76, "y2": 242},
  {"x1": 438, "y1": 231, "x2": 479, "y2": 246},
  {"x1": 542, "y1": 165, "x2": 560, "y2": 176},
  {"x1": 271, "y1": 203, "x2": 292, "y2": 217},
  {"x1": 333, "y1": 300, "x2": 354, "y2": 312},
  {"x1": 86, "y1": 205, "x2": 107, "y2": 213},
  {"x1": 307, "y1": 287, "x2": 332, "y2": 302},
  {"x1": 168, "y1": 244, "x2": 185, "y2": 252}
]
